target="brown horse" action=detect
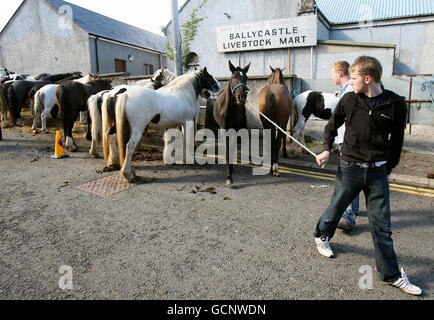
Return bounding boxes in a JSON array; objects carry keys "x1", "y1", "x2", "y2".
[
  {"x1": 206, "y1": 60, "x2": 251, "y2": 186},
  {"x1": 56, "y1": 79, "x2": 112, "y2": 151},
  {"x1": 258, "y1": 66, "x2": 292, "y2": 176}
]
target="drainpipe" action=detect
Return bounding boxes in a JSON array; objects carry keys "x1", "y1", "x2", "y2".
[{"x1": 94, "y1": 36, "x2": 100, "y2": 73}]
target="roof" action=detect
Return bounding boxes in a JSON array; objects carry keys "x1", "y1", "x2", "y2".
[
  {"x1": 316, "y1": 0, "x2": 434, "y2": 25},
  {"x1": 45, "y1": 0, "x2": 167, "y2": 53}
]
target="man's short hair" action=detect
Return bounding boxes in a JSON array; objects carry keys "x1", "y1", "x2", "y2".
[
  {"x1": 350, "y1": 56, "x2": 383, "y2": 83},
  {"x1": 333, "y1": 61, "x2": 350, "y2": 76}
]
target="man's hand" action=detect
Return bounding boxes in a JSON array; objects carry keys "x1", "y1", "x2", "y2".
[{"x1": 316, "y1": 151, "x2": 330, "y2": 169}]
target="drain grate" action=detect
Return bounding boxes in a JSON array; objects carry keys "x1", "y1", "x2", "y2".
[{"x1": 75, "y1": 174, "x2": 136, "y2": 198}]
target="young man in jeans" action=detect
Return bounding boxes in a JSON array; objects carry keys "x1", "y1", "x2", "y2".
[
  {"x1": 331, "y1": 61, "x2": 359, "y2": 231},
  {"x1": 314, "y1": 56, "x2": 422, "y2": 296}
]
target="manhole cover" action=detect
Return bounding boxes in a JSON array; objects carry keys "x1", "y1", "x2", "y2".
[{"x1": 75, "y1": 174, "x2": 136, "y2": 198}]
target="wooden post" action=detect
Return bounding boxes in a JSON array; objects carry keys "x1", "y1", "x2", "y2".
[{"x1": 238, "y1": 52, "x2": 241, "y2": 67}]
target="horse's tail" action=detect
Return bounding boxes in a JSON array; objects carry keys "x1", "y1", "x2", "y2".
[
  {"x1": 115, "y1": 92, "x2": 130, "y2": 168},
  {"x1": 34, "y1": 90, "x2": 44, "y2": 118},
  {"x1": 7, "y1": 85, "x2": 17, "y2": 124},
  {"x1": 88, "y1": 95, "x2": 102, "y2": 144},
  {"x1": 266, "y1": 91, "x2": 277, "y2": 127},
  {"x1": 56, "y1": 84, "x2": 73, "y2": 137},
  {"x1": 101, "y1": 93, "x2": 112, "y2": 164},
  {"x1": 56, "y1": 85, "x2": 66, "y2": 119},
  {"x1": 0, "y1": 86, "x2": 9, "y2": 122}
]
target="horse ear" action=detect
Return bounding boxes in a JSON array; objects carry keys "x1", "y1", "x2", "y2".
[
  {"x1": 229, "y1": 60, "x2": 236, "y2": 73},
  {"x1": 243, "y1": 62, "x2": 251, "y2": 74},
  {"x1": 203, "y1": 67, "x2": 208, "y2": 74},
  {"x1": 270, "y1": 66, "x2": 275, "y2": 73}
]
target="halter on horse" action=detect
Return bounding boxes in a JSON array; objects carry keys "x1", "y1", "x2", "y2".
[{"x1": 258, "y1": 66, "x2": 292, "y2": 176}]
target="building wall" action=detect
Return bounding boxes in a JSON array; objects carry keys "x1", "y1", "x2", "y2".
[
  {"x1": 166, "y1": 0, "x2": 432, "y2": 82},
  {"x1": 89, "y1": 37, "x2": 166, "y2": 75},
  {"x1": 0, "y1": 0, "x2": 91, "y2": 75},
  {"x1": 329, "y1": 20, "x2": 434, "y2": 75},
  {"x1": 166, "y1": 0, "x2": 301, "y2": 78}
]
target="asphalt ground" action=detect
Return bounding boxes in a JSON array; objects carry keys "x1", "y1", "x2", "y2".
[{"x1": 0, "y1": 116, "x2": 433, "y2": 301}]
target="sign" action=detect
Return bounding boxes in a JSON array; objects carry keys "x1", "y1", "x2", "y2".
[{"x1": 217, "y1": 15, "x2": 318, "y2": 53}]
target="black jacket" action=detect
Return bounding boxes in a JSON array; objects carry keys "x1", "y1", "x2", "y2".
[{"x1": 323, "y1": 90, "x2": 407, "y2": 174}]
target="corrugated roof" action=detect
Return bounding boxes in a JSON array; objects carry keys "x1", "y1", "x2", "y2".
[
  {"x1": 316, "y1": 0, "x2": 434, "y2": 25},
  {"x1": 46, "y1": 0, "x2": 167, "y2": 53}
]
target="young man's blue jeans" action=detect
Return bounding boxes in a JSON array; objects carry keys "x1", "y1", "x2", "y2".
[{"x1": 314, "y1": 159, "x2": 401, "y2": 282}]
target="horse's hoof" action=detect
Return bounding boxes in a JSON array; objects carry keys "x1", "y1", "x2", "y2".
[
  {"x1": 32, "y1": 129, "x2": 38, "y2": 135},
  {"x1": 45, "y1": 130, "x2": 50, "y2": 134},
  {"x1": 121, "y1": 171, "x2": 136, "y2": 183},
  {"x1": 225, "y1": 179, "x2": 233, "y2": 187},
  {"x1": 273, "y1": 171, "x2": 280, "y2": 177}
]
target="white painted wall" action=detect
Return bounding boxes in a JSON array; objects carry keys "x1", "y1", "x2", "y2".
[{"x1": 0, "y1": 0, "x2": 91, "y2": 75}]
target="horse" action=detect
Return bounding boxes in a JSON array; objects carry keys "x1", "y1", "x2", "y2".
[
  {"x1": 0, "y1": 68, "x2": 15, "y2": 81},
  {"x1": 113, "y1": 68, "x2": 219, "y2": 182},
  {"x1": 56, "y1": 79, "x2": 112, "y2": 151},
  {"x1": 291, "y1": 90, "x2": 340, "y2": 156},
  {"x1": 134, "y1": 67, "x2": 176, "y2": 89},
  {"x1": 7, "y1": 72, "x2": 83, "y2": 126},
  {"x1": 257, "y1": 66, "x2": 292, "y2": 177},
  {"x1": 88, "y1": 68, "x2": 177, "y2": 167},
  {"x1": 206, "y1": 60, "x2": 251, "y2": 186},
  {"x1": 31, "y1": 74, "x2": 97, "y2": 134},
  {"x1": 0, "y1": 81, "x2": 12, "y2": 122}
]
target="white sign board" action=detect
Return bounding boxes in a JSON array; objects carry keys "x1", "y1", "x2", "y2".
[{"x1": 217, "y1": 15, "x2": 318, "y2": 53}]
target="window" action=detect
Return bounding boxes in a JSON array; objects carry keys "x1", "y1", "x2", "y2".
[
  {"x1": 115, "y1": 59, "x2": 126, "y2": 73},
  {"x1": 144, "y1": 64, "x2": 154, "y2": 75}
]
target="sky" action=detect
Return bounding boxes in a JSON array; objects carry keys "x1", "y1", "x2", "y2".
[{"x1": 0, "y1": 0, "x2": 188, "y2": 36}]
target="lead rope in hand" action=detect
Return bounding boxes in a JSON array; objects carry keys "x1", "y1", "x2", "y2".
[{"x1": 246, "y1": 101, "x2": 327, "y2": 165}]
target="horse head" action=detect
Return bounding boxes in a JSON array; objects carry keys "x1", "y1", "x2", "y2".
[
  {"x1": 228, "y1": 60, "x2": 250, "y2": 105},
  {"x1": 151, "y1": 68, "x2": 163, "y2": 88},
  {"x1": 268, "y1": 66, "x2": 285, "y2": 85},
  {"x1": 199, "y1": 67, "x2": 220, "y2": 96}
]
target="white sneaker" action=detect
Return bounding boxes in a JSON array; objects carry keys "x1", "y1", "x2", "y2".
[
  {"x1": 315, "y1": 236, "x2": 334, "y2": 258},
  {"x1": 389, "y1": 268, "x2": 422, "y2": 296}
]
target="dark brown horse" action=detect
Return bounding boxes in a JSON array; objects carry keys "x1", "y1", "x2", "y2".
[
  {"x1": 258, "y1": 66, "x2": 292, "y2": 176},
  {"x1": 206, "y1": 60, "x2": 251, "y2": 186},
  {"x1": 56, "y1": 79, "x2": 112, "y2": 151}
]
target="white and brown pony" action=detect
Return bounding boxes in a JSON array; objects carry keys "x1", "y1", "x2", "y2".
[
  {"x1": 113, "y1": 68, "x2": 219, "y2": 182},
  {"x1": 31, "y1": 74, "x2": 98, "y2": 133},
  {"x1": 291, "y1": 90, "x2": 340, "y2": 156},
  {"x1": 87, "y1": 68, "x2": 176, "y2": 168}
]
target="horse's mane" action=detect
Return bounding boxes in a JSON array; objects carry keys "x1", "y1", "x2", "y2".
[
  {"x1": 88, "y1": 79, "x2": 111, "y2": 87},
  {"x1": 163, "y1": 69, "x2": 176, "y2": 84},
  {"x1": 160, "y1": 70, "x2": 202, "y2": 109}
]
